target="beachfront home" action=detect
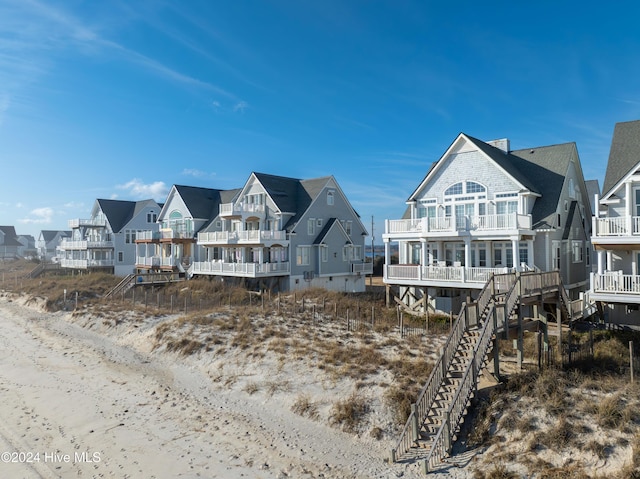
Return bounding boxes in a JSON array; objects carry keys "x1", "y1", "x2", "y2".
[
  {"x1": 135, "y1": 185, "x2": 240, "y2": 275},
  {"x1": 16, "y1": 235, "x2": 37, "y2": 259},
  {"x1": 383, "y1": 133, "x2": 593, "y2": 314},
  {"x1": 58, "y1": 199, "x2": 161, "y2": 276},
  {"x1": 37, "y1": 230, "x2": 71, "y2": 262},
  {"x1": 589, "y1": 119, "x2": 640, "y2": 326},
  {"x1": 192, "y1": 172, "x2": 371, "y2": 292},
  {"x1": 0, "y1": 226, "x2": 22, "y2": 259}
]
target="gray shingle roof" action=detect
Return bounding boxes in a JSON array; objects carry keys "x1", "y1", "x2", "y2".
[
  {"x1": 602, "y1": 120, "x2": 640, "y2": 196},
  {"x1": 408, "y1": 133, "x2": 581, "y2": 230},
  {"x1": 510, "y1": 142, "x2": 578, "y2": 229},
  {"x1": 251, "y1": 172, "x2": 333, "y2": 231},
  {"x1": 173, "y1": 185, "x2": 235, "y2": 220},
  {"x1": 0, "y1": 226, "x2": 22, "y2": 246},
  {"x1": 40, "y1": 230, "x2": 71, "y2": 242}
]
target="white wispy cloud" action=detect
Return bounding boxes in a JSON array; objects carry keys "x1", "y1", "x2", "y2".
[
  {"x1": 117, "y1": 179, "x2": 169, "y2": 200},
  {"x1": 181, "y1": 168, "x2": 215, "y2": 178},
  {"x1": 1, "y1": 0, "x2": 239, "y2": 109},
  {"x1": 18, "y1": 206, "x2": 54, "y2": 224},
  {"x1": 233, "y1": 101, "x2": 249, "y2": 113}
]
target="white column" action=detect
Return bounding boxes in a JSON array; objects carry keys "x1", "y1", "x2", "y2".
[
  {"x1": 436, "y1": 241, "x2": 443, "y2": 265},
  {"x1": 528, "y1": 239, "x2": 534, "y2": 269},
  {"x1": 512, "y1": 238, "x2": 519, "y2": 271},
  {"x1": 545, "y1": 232, "x2": 551, "y2": 272},
  {"x1": 464, "y1": 237, "x2": 471, "y2": 267},
  {"x1": 607, "y1": 250, "x2": 613, "y2": 271},
  {"x1": 597, "y1": 250, "x2": 605, "y2": 274},
  {"x1": 420, "y1": 239, "x2": 428, "y2": 266}
]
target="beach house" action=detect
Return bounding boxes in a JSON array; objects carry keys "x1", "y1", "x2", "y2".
[{"x1": 383, "y1": 133, "x2": 593, "y2": 313}]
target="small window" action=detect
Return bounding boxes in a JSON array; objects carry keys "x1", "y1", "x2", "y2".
[
  {"x1": 557, "y1": 214, "x2": 562, "y2": 228},
  {"x1": 345, "y1": 221, "x2": 352, "y2": 235},
  {"x1": 308, "y1": 219, "x2": 315, "y2": 236},
  {"x1": 564, "y1": 200, "x2": 569, "y2": 212},
  {"x1": 466, "y1": 181, "x2": 486, "y2": 193},
  {"x1": 445, "y1": 182, "x2": 463, "y2": 196},
  {"x1": 572, "y1": 240, "x2": 583, "y2": 263},
  {"x1": 327, "y1": 190, "x2": 334, "y2": 205},
  {"x1": 321, "y1": 246, "x2": 328, "y2": 262},
  {"x1": 296, "y1": 246, "x2": 310, "y2": 265},
  {"x1": 316, "y1": 219, "x2": 323, "y2": 228},
  {"x1": 118, "y1": 251, "x2": 124, "y2": 262}
]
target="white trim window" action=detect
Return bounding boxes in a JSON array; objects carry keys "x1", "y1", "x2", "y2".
[
  {"x1": 321, "y1": 245, "x2": 328, "y2": 262},
  {"x1": 327, "y1": 190, "x2": 335, "y2": 206},
  {"x1": 308, "y1": 219, "x2": 315, "y2": 236},
  {"x1": 296, "y1": 246, "x2": 310, "y2": 266},
  {"x1": 572, "y1": 240, "x2": 583, "y2": 263}
]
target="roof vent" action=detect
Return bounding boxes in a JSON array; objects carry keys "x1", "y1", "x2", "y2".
[{"x1": 530, "y1": 149, "x2": 535, "y2": 154}]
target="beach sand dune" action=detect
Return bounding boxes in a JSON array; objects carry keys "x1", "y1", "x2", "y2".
[{"x1": 0, "y1": 295, "x2": 448, "y2": 479}]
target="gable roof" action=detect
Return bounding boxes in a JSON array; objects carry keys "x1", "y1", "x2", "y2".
[
  {"x1": 0, "y1": 226, "x2": 22, "y2": 246},
  {"x1": 312, "y1": 218, "x2": 352, "y2": 245},
  {"x1": 96, "y1": 198, "x2": 159, "y2": 233},
  {"x1": 602, "y1": 120, "x2": 640, "y2": 196},
  {"x1": 250, "y1": 172, "x2": 338, "y2": 231},
  {"x1": 510, "y1": 142, "x2": 578, "y2": 229},
  {"x1": 173, "y1": 185, "x2": 239, "y2": 220},
  {"x1": 40, "y1": 230, "x2": 71, "y2": 242}
]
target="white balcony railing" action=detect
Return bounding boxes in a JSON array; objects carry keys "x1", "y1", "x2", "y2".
[
  {"x1": 60, "y1": 258, "x2": 114, "y2": 269},
  {"x1": 159, "y1": 228, "x2": 194, "y2": 240},
  {"x1": 198, "y1": 230, "x2": 287, "y2": 244},
  {"x1": 219, "y1": 202, "x2": 266, "y2": 216},
  {"x1": 68, "y1": 218, "x2": 107, "y2": 228},
  {"x1": 385, "y1": 213, "x2": 532, "y2": 236},
  {"x1": 385, "y1": 265, "x2": 511, "y2": 284},
  {"x1": 591, "y1": 272, "x2": 640, "y2": 295},
  {"x1": 191, "y1": 261, "x2": 290, "y2": 277},
  {"x1": 593, "y1": 216, "x2": 640, "y2": 237},
  {"x1": 136, "y1": 256, "x2": 161, "y2": 268},
  {"x1": 136, "y1": 230, "x2": 161, "y2": 241},
  {"x1": 352, "y1": 262, "x2": 374, "y2": 274},
  {"x1": 59, "y1": 240, "x2": 113, "y2": 250}
]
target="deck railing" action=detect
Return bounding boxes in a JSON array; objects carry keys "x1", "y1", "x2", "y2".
[
  {"x1": 593, "y1": 216, "x2": 640, "y2": 236},
  {"x1": 591, "y1": 272, "x2": 640, "y2": 294},
  {"x1": 385, "y1": 265, "x2": 511, "y2": 284},
  {"x1": 385, "y1": 212, "x2": 532, "y2": 236}
]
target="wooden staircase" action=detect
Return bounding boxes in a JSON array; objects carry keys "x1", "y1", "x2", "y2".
[
  {"x1": 390, "y1": 270, "x2": 576, "y2": 473},
  {"x1": 103, "y1": 274, "x2": 136, "y2": 299}
]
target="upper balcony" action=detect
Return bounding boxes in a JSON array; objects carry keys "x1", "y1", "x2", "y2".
[
  {"x1": 219, "y1": 202, "x2": 265, "y2": 218},
  {"x1": 158, "y1": 227, "x2": 194, "y2": 241},
  {"x1": 68, "y1": 218, "x2": 107, "y2": 228},
  {"x1": 197, "y1": 230, "x2": 288, "y2": 246},
  {"x1": 384, "y1": 213, "x2": 532, "y2": 240},
  {"x1": 592, "y1": 216, "x2": 640, "y2": 246},
  {"x1": 58, "y1": 239, "x2": 114, "y2": 250},
  {"x1": 136, "y1": 230, "x2": 161, "y2": 242}
]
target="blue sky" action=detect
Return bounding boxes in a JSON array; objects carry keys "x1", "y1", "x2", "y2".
[{"x1": 2, "y1": 1, "x2": 640, "y2": 243}]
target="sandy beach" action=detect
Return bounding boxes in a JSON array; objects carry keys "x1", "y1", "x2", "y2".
[{"x1": 0, "y1": 293, "x2": 457, "y2": 479}]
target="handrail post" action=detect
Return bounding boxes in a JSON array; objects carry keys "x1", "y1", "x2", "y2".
[
  {"x1": 444, "y1": 411, "x2": 452, "y2": 452},
  {"x1": 390, "y1": 448, "x2": 396, "y2": 463},
  {"x1": 411, "y1": 404, "x2": 419, "y2": 441}
]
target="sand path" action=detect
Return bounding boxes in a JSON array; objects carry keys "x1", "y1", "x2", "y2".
[{"x1": 0, "y1": 296, "x2": 445, "y2": 479}]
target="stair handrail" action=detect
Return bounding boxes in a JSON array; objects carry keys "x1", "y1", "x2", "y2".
[
  {"x1": 104, "y1": 274, "x2": 135, "y2": 298},
  {"x1": 391, "y1": 302, "x2": 468, "y2": 460},
  {"x1": 424, "y1": 303, "x2": 498, "y2": 472}
]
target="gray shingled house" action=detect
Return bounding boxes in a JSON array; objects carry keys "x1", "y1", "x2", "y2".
[
  {"x1": 192, "y1": 172, "x2": 371, "y2": 292},
  {"x1": 0, "y1": 226, "x2": 22, "y2": 259},
  {"x1": 37, "y1": 230, "x2": 71, "y2": 261},
  {"x1": 590, "y1": 119, "x2": 640, "y2": 325},
  {"x1": 135, "y1": 184, "x2": 240, "y2": 275},
  {"x1": 383, "y1": 133, "x2": 593, "y2": 313},
  {"x1": 58, "y1": 199, "x2": 161, "y2": 276}
]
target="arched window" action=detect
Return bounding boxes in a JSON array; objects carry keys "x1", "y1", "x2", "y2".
[
  {"x1": 466, "y1": 181, "x2": 486, "y2": 193},
  {"x1": 444, "y1": 182, "x2": 463, "y2": 196}
]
